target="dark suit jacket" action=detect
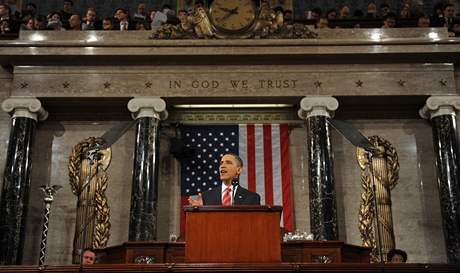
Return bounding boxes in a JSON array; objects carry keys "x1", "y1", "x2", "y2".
[{"x1": 202, "y1": 184, "x2": 261, "y2": 205}]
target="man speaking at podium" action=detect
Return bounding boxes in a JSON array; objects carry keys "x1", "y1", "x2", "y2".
[{"x1": 188, "y1": 153, "x2": 260, "y2": 206}]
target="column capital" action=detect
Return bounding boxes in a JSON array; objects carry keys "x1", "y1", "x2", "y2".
[
  {"x1": 1, "y1": 97, "x2": 48, "y2": 121},
  {"x1": 127, "y1": 97, "x2": 168, "y2": 120},
  {"x1": 298, "y1": 96, "x2": 339, "y2": 119},
  {"x1": 419, "y1": 95, "x2": 460, "y2": 119}
]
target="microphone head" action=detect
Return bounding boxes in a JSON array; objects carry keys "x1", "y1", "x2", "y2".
[{"x1": 231, "y1": 179, "x2": 239, "y2": 186}]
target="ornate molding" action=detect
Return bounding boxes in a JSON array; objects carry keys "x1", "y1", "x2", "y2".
[
  {"x1": 419, "y1": 95, "x2": 460, "y2": 119},
  {"x1": 298, "y1": 96, "x2": 339, "y2": 119},
  {"x1": 1, "y1": 97, "x2": 48, "y2": 121},
  {"x1": 127, "y1": 97, "x2": 168, "y2": 120}
]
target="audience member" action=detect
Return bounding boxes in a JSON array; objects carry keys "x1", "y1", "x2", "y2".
[
  {"x1": 339, "y1": 4, "x2": 350, "y2": 19},
  {"x1": 68, "y1": 14, "x2": 81, "y2": 30},
  {"x1": 81, "y1": 248, "x2": 96, "y2": 265},
  {"x1": 114, "y1": 8, "x2": 133, "y2": 31},
  {"x1": 22, "y1": 2, "x2": 37, "y2": 20},
  {"x1": 380, "y1": 3, "x2": 391, "y2": 17},
  {"x1": 387, "y1": 248, "x2": 407, "y2": 263},
  {"x1": 102, "y1": 17, "x2": 114, "y2": 30},
  {"x1": 366, "y1": 2, "x2": 377, "y2": 18},
  {"x1": 60, "y1": 0, "x2": 73, "y2": 28},
  {"x1": 399, "y1": 3, "x2": 412, "y2": 19},
  {"x1": 133, "y1": 2, "x2": 148, "y2": 22},
  {"x1": 326, "y1": 9, "x2": 337, "y2": 20},
  {"x1": 82, "y1": 8, "x2": 100, "y2": 30},
  {"x1": 2, "y1": 1, "x2": 457, "y2": 34},
  {"x1": 382, "y1": 12, "x2": 397, "y2": 28},
  {"x1": 417, "y1": 15, "x2": 430, "y2": 27},
  {"x1": 20, "y1": 17, "x2": 36, "y2": 30},
  {"x1": 47, "y1": 11, "x2": 64, "y2": 31}
]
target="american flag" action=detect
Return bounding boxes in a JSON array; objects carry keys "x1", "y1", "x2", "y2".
[{"x1": 180, "y1": 124, "x2": 294, "y2": 233}]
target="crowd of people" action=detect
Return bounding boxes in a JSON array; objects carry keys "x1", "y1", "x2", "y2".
[{"x1": 0, "y1": 1, "x2": 459, "y2": 37}]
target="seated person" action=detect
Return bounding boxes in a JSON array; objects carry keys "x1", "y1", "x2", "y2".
[
  {"x1": 188, "y1": 153, "x2": 260, "y2": 206},
  {"x1": 387, "y1": 248, "x2": 407, "y2": 263},
  {"x1": 81, "y1": 248, "x2": 96, "y2": 265}
]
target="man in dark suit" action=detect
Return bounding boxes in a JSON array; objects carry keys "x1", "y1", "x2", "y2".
[{"x1": 188, "y1": 153, "x2": 260, "y2": 206}]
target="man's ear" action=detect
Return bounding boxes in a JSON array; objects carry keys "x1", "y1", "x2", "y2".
[{"x1": 236, "y1": 166, "x2": 242, "y2": 176}]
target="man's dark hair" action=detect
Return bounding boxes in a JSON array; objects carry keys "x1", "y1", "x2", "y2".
[
  {"x1": 64, "y1": 0, "x2": 74, "y2": 6},
  {"x1": 383, "y1": 12, "x2": 397, "y2": 21},
  {"x1": 27, "y1": 3, "x2": 37, "y2": 10},
  {"x1": 444, "y1": 3, "x2": 454, "y2": 11},
  {"x1": 387, "y1": 249, "x2": 407, "y2": 262},
  {"x1": 83, "y1": 247, "x2": 94, "y2": 254},
  {"x1": 223, "y1": 153, "x2": 243, "y2": 168}
]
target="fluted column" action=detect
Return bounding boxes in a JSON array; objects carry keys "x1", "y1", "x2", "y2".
[
  {"x1": 298, "y1": 96, "x2": 339, "y2": 240},
  {"x1": 420, "y1": 95, "x2": 460, "y2": 264},
  {"x1": 127, "y1": 97, "x2": 168, "y2": 241},
  {"x1": 0, "y1": 97, "x2": 48, "y2": 265}
]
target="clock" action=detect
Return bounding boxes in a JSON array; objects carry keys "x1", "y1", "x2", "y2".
[{"x1": 209, "y1": 0, "x2": 256, "y2": 33}]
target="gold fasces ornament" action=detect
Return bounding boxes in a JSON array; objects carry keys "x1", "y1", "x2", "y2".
[
  {"x1": 68, "y1": 137, "x2": 112, "y2": 263},
  {"x1": 357, "y1": 135, "x2": 399, "y2": 263},
  {"x1": 151, "y1": 1, "x2": 317, "y2": 39}
]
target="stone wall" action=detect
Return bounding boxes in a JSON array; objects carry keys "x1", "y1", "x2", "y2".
[{"x1": 0, "y1": 68, "x2": 12, "y2": 203}]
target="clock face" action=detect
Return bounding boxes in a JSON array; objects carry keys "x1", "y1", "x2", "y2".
[{"x1": 209, "y1": 0, "x2": 256, "y2": 32}]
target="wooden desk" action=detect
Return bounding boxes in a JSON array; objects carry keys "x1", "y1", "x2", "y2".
[{"x1": 97, "y1": 240, "x2": 370, "y2": 264}]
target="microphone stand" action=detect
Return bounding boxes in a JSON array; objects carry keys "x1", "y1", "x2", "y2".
[{"x1": 231, "y1": 180, "x2": 239, "y2": 205}]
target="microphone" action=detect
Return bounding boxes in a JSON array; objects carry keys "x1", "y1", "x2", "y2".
[{"x1": 231, "y1": 179, "x2": 239, "y2": 205}]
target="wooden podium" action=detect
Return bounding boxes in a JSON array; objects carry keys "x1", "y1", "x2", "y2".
[{"x1": 184, "y1": 205, "x2": 282, "y2": 263}]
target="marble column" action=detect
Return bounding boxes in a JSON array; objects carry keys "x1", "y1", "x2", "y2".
[
  {"x1": 0, "y1": 97, "x2": 48, "y2": 265},
  {"x1": 420, "y1": 95, "x2": 460, "y2": 264},
  {"x1": 127, "y1": 97, "x2": 168, "y2": 241},
  {"x1": 298, "y1": 96, "x2": 339, "y2": 240}
]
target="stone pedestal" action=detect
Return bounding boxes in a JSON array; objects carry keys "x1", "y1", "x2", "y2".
[
  {"x1": 127, "y1": 97, "x2": 168, "y2": 241},
  {"x1": 298, "y1": 96, "x2": 339, "y2": 240},
  {"x1": 0, "y1": 97, "x2": 47, "y2": 265}
]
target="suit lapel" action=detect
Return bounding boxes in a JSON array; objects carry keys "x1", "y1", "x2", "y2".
[{"x1": 234, "y1": 186, "x2": 247, "y2": 205}]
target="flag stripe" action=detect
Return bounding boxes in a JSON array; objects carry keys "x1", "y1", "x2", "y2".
[
  {"x1": 263, "y1": 124, "x2": 274, "y2": 205},
  {"x1": 246, "y1": 124, "x2": 256, "y2": 192},
  {"x1": 238, "y1": 125, "x2": 248, "y2": 189},
  {"x1": 254, "y1": 125, "x2": 265, "y2": 203},
  {"x1": 271, "y1": 125, "x2": 284, "y2": 226},
  {"x1": 280, "y1": 124, "x2": 294, "y2": 231}
]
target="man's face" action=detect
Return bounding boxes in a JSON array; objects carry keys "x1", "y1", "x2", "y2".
[
  {"x1": 102, "y1": 19, "x2": 112, "y2": 30},
  {"x1": 417, "y1": 17, "x2": 430, "y2": 27},
  {"x1": 444, "y1": 6, "x2": 455, "y2": 18},
  {"x1": 138, "y1": 3, "x2": 146, "y2": 14},
  {"x1": 69, "y1": 15, "x2": 80, "y2": 28},
  {"x1": 219, "y1": 154, "x2": 242, "y2": 183},
  {"x1": 86, "y1": 10, "x2": 96, "y2": 22},
  {"x1": 390, "y1": 254, "x2": 405, "y2": 263},
  {"x1": 82, "y1": 250, "x2": 95, "y2": 265},
  {"x1": 63, "y1": 1, "x2": 72, "y2": 13},
  {"x1": 0, "y1": 5, "x2": 8, "y2": 17},
  {"x1": 116, "y1": 9, "x2": 127, "y2": 21},
  {"x1": 384, "y1": 18, "x2": 396, "y2": 28}
]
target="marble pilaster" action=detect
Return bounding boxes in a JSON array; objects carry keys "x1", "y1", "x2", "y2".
[
  {"x1": 420, "y1": 95, "x2": 460, "y2": 264},
  {"x1": 0, "y1": 97, "x2": 48, "y2": 265},
  {"x1": 127, "y1": 97, "x2": 168, "y2": 241},
  {"x1": 298, "y1": 96, "x2": 339, "y2": 240}
]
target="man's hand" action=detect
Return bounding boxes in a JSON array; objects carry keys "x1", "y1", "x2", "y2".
[{"x1": 188, "y1": 193, "x2": 203, "y2": 206}]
